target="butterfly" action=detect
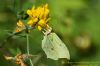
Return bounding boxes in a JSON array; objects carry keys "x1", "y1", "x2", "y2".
[{"x1": 42, "y1": 32, "x2": 70, "y2": 60}]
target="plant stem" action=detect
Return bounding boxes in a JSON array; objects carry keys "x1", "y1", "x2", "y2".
[{"x1": 26, "y1": 34, "x2": 34, "y2": 66}]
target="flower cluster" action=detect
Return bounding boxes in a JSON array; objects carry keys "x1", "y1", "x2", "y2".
[
  {"x1": 5, "y1": 54, "x2": 33, "y2": 66},
  {"x1": 15, "y1": 4, "x2": 50, "y2": 33},
  {"x1": 15, "y1": 20, "x2": 25, "y2": 33}
]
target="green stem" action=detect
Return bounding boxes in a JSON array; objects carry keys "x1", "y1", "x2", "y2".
[{"x1": 26, "y1": 34, "x2": 34, "y2": 66}]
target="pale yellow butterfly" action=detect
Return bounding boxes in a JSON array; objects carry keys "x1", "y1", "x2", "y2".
[{"x1": 42, "y1": 33, "x2": 70, "y2": 60}]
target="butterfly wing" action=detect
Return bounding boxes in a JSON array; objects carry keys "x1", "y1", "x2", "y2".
[
  {"x1": 42, "y1": 34, "x2": 58, "y2": 60},
  {"x1": 42, "y1": 33, "x2": 70, "y2": 60},
  {"x1": 51, "y1": 33, "x2": 70, "y2": 60}
]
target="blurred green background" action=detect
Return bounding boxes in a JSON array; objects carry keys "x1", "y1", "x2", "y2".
[{"x1": 0, "y1": 0, "x2": 100, "y2": 66}]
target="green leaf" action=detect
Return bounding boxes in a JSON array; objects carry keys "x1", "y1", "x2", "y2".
[{"x1": 9, "y1": 48, "x2": 21, "y2": 55}]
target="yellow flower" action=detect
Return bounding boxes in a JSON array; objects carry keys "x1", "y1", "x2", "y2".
[
  {"x1": 15, "y1": 4, "x2": 51, "y2": 33},
  {"x1": 37, "y1": 19, "x2": 47, "y2": 30},
  {"x1": 37, "y1": 26, "x2": 42, "y2": 31},
  {"x1": 27, "y1": 4, "x2": 50, "y2": 31},
  {"x1": 27, "y1": 18, "x2": 38, "y2": 27},
  {"x1": 15, "y1": 20, "x2": 25, "y2": 33},
  {"x1": 15, "y1": 27, "x2": 21, "y2": 33},
  {"x1": 17, "y1": 20, "x2": 24, "y2": 27}
]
